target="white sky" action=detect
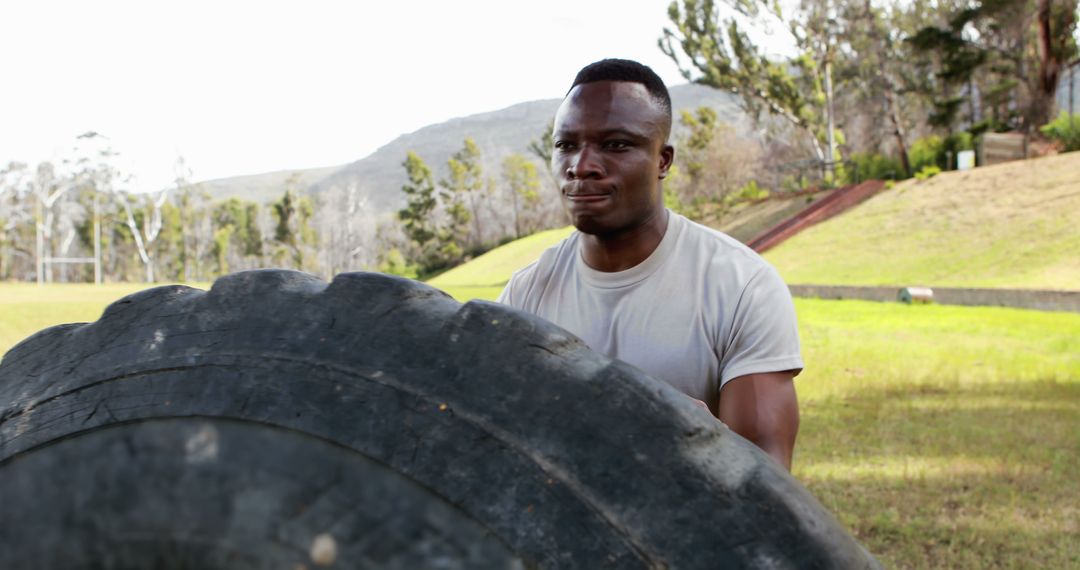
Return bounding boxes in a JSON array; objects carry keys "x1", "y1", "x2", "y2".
[{"x1": 1, "y1": 0, "x2": 795, "y2": 192}]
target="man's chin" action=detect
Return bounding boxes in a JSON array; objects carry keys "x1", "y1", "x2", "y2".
[{"x1": 570, "y1": 212, "x2": 614, "y2": 237}]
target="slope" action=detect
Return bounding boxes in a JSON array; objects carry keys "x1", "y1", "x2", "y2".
[
  {"x1": 310, "y1": 84, "x2": 747, "y2": 212},
  {"x1": 426, "y1": 226, "x2": 575, "y2": 301},
  {"x1": 763, "y1": 152, "x2": 1080, "y2": 289},
  {"x1": 197, "y1": 165, "x2": 344, "y2": 203}
]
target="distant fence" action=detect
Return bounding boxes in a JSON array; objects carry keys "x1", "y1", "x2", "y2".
[{"x1": 788, "y1": 285, "x2": 1080, "y2": 313}]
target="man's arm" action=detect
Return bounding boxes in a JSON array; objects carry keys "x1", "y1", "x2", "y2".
[{"x1": 718, "y1": 371, "x2": 799, "y2": 471}]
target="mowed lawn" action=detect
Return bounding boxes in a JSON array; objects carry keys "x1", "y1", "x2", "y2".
[{"x1": 2, "y1": 282, "x2": 1078, "y2": 568}]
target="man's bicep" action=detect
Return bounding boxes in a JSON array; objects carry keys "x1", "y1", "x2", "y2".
[{"x1": 718, "y1": 371, "x2": 799, "y2": 470}]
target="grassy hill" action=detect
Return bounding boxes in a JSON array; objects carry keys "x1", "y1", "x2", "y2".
[
  {"x1": 764, "y1": 152, "x2": 1080, "y2": 290},
  {"x1": 427, "y1": 226, "x2": 575, "y2": 301}
]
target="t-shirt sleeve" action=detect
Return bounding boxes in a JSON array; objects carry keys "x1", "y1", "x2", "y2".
[
  {"x1": 495, "y1": 278, "x2": 515, "y2": 305},
  {"x1": 496, "y1": 261, "x2": 537, "y2": 309},
  {"x1": 717, "y1": 265, "x2": 804, "y2": 387}
]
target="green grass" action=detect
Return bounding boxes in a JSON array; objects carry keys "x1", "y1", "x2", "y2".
[
  {"x1": 0, "y1": 282, "x2": 205, "y2": 355},
  {"x1": 2, "y1": 281, "x2": 1078, "y2": 568},
  {"x1": 763, "y1": 152, "x2": 1080, "y2": 290},
  {"x1": 427, "y1": 225, "x2": 574, "y2": 292}
]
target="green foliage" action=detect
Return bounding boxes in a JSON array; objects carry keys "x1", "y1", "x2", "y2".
[
  {"x1": 914, "y1": 165, "x2": 941, "y2": 181},
  {"x1": 440, "y1": 138, "x2": 480, "y2": 248},
  {"x1": 678, "y1": 107, "x2": 719, "y2": 184},
  {"x1": 1041, "y1": 112, "x2": 1080, "y2": 152},
  {"x1": 397, "y1": 151, "x2": 439, "y2": 249},
  {"x1": 907, "y1": 133, "x2": 973, "y2": 173},
  {"x1": 212, "y1": 226, "x2": 233, "y2": 275},
  {"x1": 397, "y1": 143, "x2": 482, "y2": 278},
  {"x1": 843, "y1": 152, "x2": 904, "y2": 185},
  {"x1": 661, "y1": 0, "x2": 828, "y2": 162},
  {"x1": 501, "y1": 153, "x2": 541, "y2": 238},
  {"x1": 732, "y1": 179, "x2": 769, "y2": 202},
  {"x1": 377, "y1": 248, "x2": 418, "y2": 279},
  {"x1": 271, "y1": 184, "x2": 316, "y2": 269},
  {"x1": 909, "y1": 135, "x2": 945, "y2": 173}
]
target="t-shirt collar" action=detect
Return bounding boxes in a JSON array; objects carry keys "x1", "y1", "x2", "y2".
[{"x1": 575, "y1": 209, "x2": 682, "y2": 289}]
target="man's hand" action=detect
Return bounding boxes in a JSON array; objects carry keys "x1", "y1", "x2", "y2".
[{"x1": 717, "y1": 372, "x2": 799, "y2": 471}]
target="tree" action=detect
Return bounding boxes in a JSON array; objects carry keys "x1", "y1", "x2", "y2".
[
  {"x1": 661, "y1": 0, "x2": 831, "y2": 166},
  {"x1": 397, "y1": 151, "x2": 439, "y2": 251},
  {"x1": 441, "y1": 138, "x2": 483, "y2": 248},
  {"x1": 528, "y1": 120, "x2": 570, "y2": 227},
  {"x1": 271, "y1": 174, "x2": 316, "y2": 270},
  {"x1": 501, "y1": 154, "x2": 542, "y2": 239},
  {"x1": 0, "y1": 162, "x2": 34, "y2": 281},
  {"x1": 906, "y1": 0, "x2": 1079, "y2": 133}
]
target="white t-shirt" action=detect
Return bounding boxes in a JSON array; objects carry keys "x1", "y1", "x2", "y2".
[{"x1": 497, "y1": 210, "x2": 803, "y2": 411}]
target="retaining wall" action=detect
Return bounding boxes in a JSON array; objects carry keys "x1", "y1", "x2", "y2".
[{"x1": 788, "y1": 285, "x2": 1080, "y2": 313}]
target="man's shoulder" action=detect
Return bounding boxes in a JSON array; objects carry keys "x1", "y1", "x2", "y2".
[
  {"x1": 507, "y1": 231, "x2": 579, "y2": 285},
  {"x1": 670, "y1": 212, "x2": 775, "y2": 277}
]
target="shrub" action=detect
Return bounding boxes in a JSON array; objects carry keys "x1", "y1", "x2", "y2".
[
  {"x1": 735, "y1": 180, "x2": 769, "y2": 201},
  {"x1": 909, "y1": 133, "x2": 973, "y2": 172},
  {"x1": 915, "y1": 165, "x2": 941, "y2": 181},
  {"x1": 1040, "y1": 112, "x2": 1080, "y2": 152},
  {"x1": 909, "y1": 135, "x2": 944, "y2": 173},
  {"x1": 843, "y1": 152, "x2": 904, "y2": 184}
]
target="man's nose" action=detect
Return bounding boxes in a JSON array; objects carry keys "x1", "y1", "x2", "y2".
[{"x1": 566, "y1": 145, "x2": 603, "y2": 180}]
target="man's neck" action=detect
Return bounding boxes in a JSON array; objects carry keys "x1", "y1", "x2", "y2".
[{"x1": 580, "y1": 209, "x2": 669, "y2": 272}]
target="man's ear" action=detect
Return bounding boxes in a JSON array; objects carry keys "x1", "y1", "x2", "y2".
[{"x1": 658, "y1": 144, "x2": 675, "y2": 179}]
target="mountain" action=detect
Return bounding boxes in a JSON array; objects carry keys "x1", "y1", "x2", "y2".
[
  {"x1": 311, "y1": 83, "x2": 748, "y2": 212},
  {"x1": 197, "y1": 84, "x2": 748, "y2": 211},
  {"x1": 196, "y1": 165, "x2": 343, "y2": 204}
]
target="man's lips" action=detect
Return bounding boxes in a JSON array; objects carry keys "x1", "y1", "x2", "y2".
[
  {"x1": 564, "y1": 185, "x2": 612, "y2": 202},
  {"x1": 566, "y1": 193, "x2": 611, "y2": 202}
]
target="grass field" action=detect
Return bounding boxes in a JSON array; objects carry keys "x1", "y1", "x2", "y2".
[
  {"x1": 2, "y1": 280, "x2": 1077, "y2": 568},
  {"x1": 426, "y1": 225, "x2": 575, "y2": 302},
  {"x1": 764, "y1": 152, "x2": 1080, "y2": 289}
]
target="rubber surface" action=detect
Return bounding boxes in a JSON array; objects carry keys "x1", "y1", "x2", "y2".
[{"x1": 0, "y1": 269, "x2": 880, "y2": 569}]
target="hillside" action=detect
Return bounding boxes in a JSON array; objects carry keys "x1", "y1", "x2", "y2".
[
  {"x1": 200, "y1": 84, "x2": 747, "y2": 211},
  {"x1": 427, "y1": 226, "x2": 575, "y2": 301},
  {"x1": 197, "y1": 165, "x2": 343, "y2": 204},
  {"x1": 764, "y1": 152, "x2": 1080, "y2": 289},
  {"x1": 311, "y1": 83, "x2": 747, "y2": 212}
]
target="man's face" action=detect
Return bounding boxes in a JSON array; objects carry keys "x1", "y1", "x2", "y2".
[{"x1": 551, "y1": 81, "x2": 674, "y2": 237}]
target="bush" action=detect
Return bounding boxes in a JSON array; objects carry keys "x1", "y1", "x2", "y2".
[
  {"x1": 909, "y1": 133, "x2": 974, "y2": 172},
  {"x1": 1040, "y1": 112, "x2": 1080, "y2": 152},
  {"x1": 915, "y1": 165, "x2": 941, "y2": 181},
  {"x1": 734, "y1": 180, "x2": 770, "y2": 201},
  {"x1": 843, "y1": 152, "x2": 904, "y2": 184},
  {"x1": 909, "y1": 136, "x2": 944, "y2": 174}
]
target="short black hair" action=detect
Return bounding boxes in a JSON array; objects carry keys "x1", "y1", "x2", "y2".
[{"x1": 570, "y1": 59, "x2": 672, "y2": 121}]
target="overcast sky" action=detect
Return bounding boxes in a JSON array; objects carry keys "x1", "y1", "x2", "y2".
[{"x1": 1, "y1": 0, "x2": 794, "y2": 192}]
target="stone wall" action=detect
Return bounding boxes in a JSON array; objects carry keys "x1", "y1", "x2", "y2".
[{"x1": 788, "y1": 285, "x2": 1080, "y2": 313}]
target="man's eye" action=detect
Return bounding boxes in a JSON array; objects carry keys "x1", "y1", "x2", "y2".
[
  {"x1": 605, "y1": 140, "x2": 631, "y2": 150},
  {"x1": 554, "y1": 141, "x2": 576, "y2": 151}
]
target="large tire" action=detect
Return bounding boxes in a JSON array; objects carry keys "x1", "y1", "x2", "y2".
[{"x1": 0, "y1": 269, "x2": 879, "y2": 569}]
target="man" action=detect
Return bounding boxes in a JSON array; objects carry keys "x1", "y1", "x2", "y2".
[{"x1": 497, "y1": 59, "x2": 803, "y2": 470}]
